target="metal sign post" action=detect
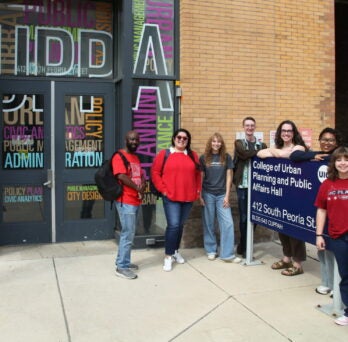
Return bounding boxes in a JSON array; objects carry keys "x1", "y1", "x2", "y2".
[{"x1": 242, "y1": 161, "x2": 262, "y2": 266}]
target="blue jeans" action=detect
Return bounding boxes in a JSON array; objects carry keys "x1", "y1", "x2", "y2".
[
  {"x1": 236, "y1": 188, "x2": 248, "y2": 254},
  {"x1": 318, "y1": 249, "x2": 334, "y2": 290},
  {"x1": 202, "y1": 192, "x2": 235, "y2": 259},
  {"x1": 162, "y1": 196, "x2": 193, "y2": 255},
  {"x1": 329, "y1": 235, "x2": 348, "y2": 316},
  {"x1": 115, "y1": 202, "x2": 139, "y2": 269}
]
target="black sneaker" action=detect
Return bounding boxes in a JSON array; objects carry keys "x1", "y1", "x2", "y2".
[
  {"x1": 237, "y1": 244, "x2": 244, "y2": 255},
  {"x1": 115, "y1": 268, "x2": 137, "y2": 279}
]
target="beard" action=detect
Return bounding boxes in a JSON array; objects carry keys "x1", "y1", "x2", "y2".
[{"x1": 127, "y1": 143, "x2": 138, "y2": 153}]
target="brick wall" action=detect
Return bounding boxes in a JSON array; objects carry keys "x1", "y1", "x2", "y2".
[
  {"x1": 179, "y1": 0, "x2": 335, "y2": 248},
  {"x1": 179, "y1": 0, "x2": 335, "y2": 152}
]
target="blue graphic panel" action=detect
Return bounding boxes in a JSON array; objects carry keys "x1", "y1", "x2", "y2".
[{"x1": 250, "y1": 157, "x2": 328, "y2": 245}]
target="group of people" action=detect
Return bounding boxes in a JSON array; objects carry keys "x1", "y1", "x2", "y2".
[
  {"x1": 111, "y1": 120, "x2": 348, "y2": 326},
  {"x1": 256, "y1": 121, "x2": 348, "y2": 326}
]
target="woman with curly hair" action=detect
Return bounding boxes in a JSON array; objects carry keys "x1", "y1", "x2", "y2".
[
  {"x1": 257, "y1": 119, "x2": 307, "y2": 159},
  {"x1": 257, "y1": 120, "x2": 307, "y2": 276},
  {"x1": 199, "y1": 133, "x2": 241, "y2": 262}
]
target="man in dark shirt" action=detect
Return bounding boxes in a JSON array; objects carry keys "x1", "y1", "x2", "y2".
[{"x1": 233, "y1": 117, "x2": 267, "y2": 257}]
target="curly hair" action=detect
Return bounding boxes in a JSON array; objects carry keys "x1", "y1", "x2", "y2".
[
  {"x1": 274, "y1": 120, "x2": 307, "y2": 149},
  {"x1": 327, "y1": 146, "x2": 348, "y2": 180},
  {"x1": 203, "y1": 133, "x2": 227, "y2": 166}
]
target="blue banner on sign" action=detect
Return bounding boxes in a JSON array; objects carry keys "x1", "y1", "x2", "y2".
[{"x1": 250, "y1": 157, "x2": 328, "y2": 245}]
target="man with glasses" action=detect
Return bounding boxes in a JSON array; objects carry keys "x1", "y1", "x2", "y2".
[{"x1": 233, "y1": 117, "x2": 267, "y2": 258}]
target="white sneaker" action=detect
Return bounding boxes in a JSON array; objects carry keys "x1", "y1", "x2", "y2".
[
  {"x1": 334, "y1": 315, "x2": 348, "y2": 326},
  {"x1": 315, "y1": 285, "x2": 331, "y2": 295},
  {"x1": 163, "y1": 257, "x2": 173, "y2": 271},
  {"x1": 173, "y1": 250, "x2": 185, "y2": 264},
  {"x1": 233, "y1": 256, "x2": 242, "y2": 263},
  {"x1": 207, "y1": 253, "x2": 216, "y2": 261}
]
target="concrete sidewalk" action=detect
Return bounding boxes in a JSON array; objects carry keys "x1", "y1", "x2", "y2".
[{"x1": 0, "y1": 240, "x2": 347, "y2": 342}]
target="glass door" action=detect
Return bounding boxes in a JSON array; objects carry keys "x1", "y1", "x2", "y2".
[
  {"x1": 54, "y1": 82, "x2": 116, "y2": 242},
  {"x1": 0, "y1": 80, "x2": 116, "y2": 245},
  {"x1": 0, "y1": 80, "x2": 51, "y2": 244}
]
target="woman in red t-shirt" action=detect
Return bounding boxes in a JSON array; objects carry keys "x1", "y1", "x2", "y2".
[{"x1": 315, "y1": 146, "x2": 348, "y2": 326}]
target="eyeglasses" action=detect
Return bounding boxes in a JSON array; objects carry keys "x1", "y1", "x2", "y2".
[
  {"x1": 176, "y1": 135, "x2": 188, "y2": 141},
  {"x1": 319, "y1": 138, "x2": 336, "y2": 143},
  {"x1": 281, "y1": 129, "x2": 293, "y2": 134}
]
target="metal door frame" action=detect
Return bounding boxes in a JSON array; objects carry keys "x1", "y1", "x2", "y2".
[{"x1": 0, "y1": 79, "x2": 52, "y2": 244}]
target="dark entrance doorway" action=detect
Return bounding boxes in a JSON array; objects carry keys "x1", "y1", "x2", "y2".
[{"x1": 335, "y1": 0, "x2": 348, "y2": 144}]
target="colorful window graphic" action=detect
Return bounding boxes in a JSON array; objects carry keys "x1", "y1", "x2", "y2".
[
  {"x1": 65, "y1": 95, "x2": 104, "y2": 168},
  {"x1": 133, "y1": 0, "x2": 175, "y2": 76},
  {"x1": 3, "y1": 184, "x2": 44, "y2": 222},
  {"x1": 65, "y1": 184, "x2": 103, "y2": 220},
  {"x1": 0, "y1": 0, "x2": 113, "y2": 78},
  {"x1": 2, "y1": 94, "x2": 44, "y2": 170},
  {"x1": 132, "y1": 79, "x2": 174, "y2": 189},
  {"x1": 132, "y1": 1, "x2": 176, "y2": 235}
]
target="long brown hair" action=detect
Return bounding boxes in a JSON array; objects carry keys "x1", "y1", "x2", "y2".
[
  {"x1": 203, "y1": 133, "x2": 227, "y2": 166},
  {"x1": 274, "y1": 120, "x2": 307, "y2": 149},
  {"x1": 327, "y1": 146, "x2": 348, "y2": 180}
]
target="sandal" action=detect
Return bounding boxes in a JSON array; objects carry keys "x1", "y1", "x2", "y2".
[
  {"x1": 271, "y1": 260, "x2": 292, "y2": 270},
  {"x1": 281, "y1": 266, "x2": 304, "y2": 276}
]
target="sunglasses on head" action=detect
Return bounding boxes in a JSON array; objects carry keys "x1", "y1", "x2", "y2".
[{"x1": 176, "y1": 135, "x2": 188, "y2": 141}]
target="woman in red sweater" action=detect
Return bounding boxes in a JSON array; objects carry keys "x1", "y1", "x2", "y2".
[
  {"x1": 315, "y1": 146, "x2": 348, "y2": 326},
  {"x1": 151, "y1": 129, "x2": 201, "y2": 271}
]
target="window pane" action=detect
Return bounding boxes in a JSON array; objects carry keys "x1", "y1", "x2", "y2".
[
  {"x1": 3, "y1": 184, "x2": 44, "y2": 222},
  {"x1": 64, "y1": 184, "x2": 104, "y2": 220},
  {"x1": 132, "y1": 79, "x2": 174, "y2": 236},
  {"x1": 2, "y1": 94, "x2": 44, "y2": 170},
  {"x1": 65, "y1": 95, "x2": 104, "y2": 169},
  {"x1": 0, "y1": 1, "x2": 113, "y2": 78},
  {"x1": 133, "y1": 0, "x2": 175, "y2": 76}
]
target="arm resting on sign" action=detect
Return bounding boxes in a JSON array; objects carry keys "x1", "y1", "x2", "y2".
[{"x1": 257, "y1": 145, "x2": 305, "y2": 159}]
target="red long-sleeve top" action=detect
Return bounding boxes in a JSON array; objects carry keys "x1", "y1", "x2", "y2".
[{"x1": 151, "y1": 149, "x2": 201, "y2": 202}]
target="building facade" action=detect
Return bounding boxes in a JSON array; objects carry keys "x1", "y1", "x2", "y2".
[
  {"x1": 0, "y1": 0, "x2": 343, "y2": 246},
  {"x1": 0, "y1": 0, "x2": 179, "y2": 246}
]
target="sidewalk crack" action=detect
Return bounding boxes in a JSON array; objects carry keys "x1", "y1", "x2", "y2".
[{"x1": 53, "y1": 257, "x2": 72, "y2": 342}]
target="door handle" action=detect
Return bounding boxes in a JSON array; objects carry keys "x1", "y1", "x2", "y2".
[{"x1": 43, "y1": 169, "x2": 53, "y2": 188}]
